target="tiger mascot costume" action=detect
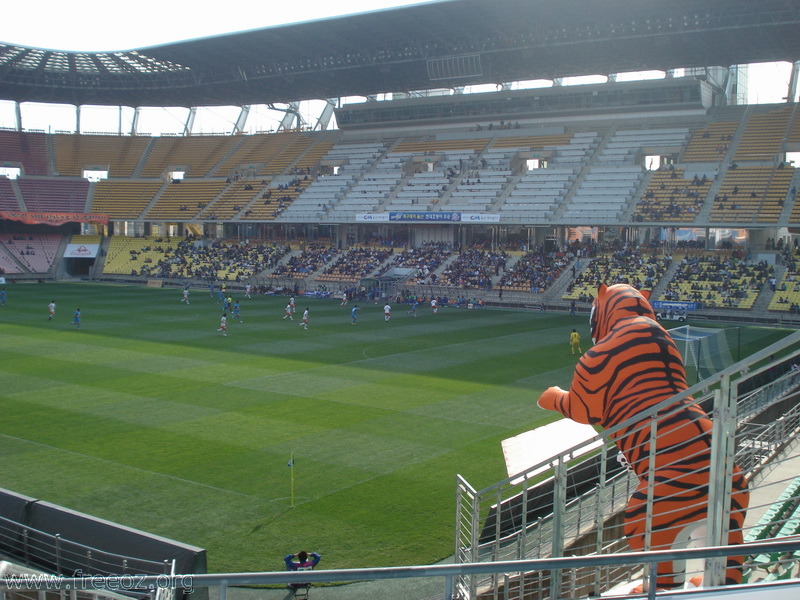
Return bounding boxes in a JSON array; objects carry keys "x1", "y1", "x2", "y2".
[{"x1": 538, "y1": 283, "x2": 749, "y2": 590}]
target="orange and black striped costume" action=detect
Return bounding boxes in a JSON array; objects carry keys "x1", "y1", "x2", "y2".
[{"x1": 538, "y1": 283, "x2": 749, "y2": 590}]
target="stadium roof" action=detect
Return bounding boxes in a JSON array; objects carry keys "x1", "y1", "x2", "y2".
[{"x1": 1, "y1": 0, "x2": 799, "y2": 108}]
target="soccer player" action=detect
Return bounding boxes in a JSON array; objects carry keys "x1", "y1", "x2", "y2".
[
  {"x1": 283, "y1": 303, "x2": 293, "y2": 320},
  {"x1": 339, "y1": 290, "x2": 348, "y2": 305},
  {"x1": 71, "y1": 308, "x2": 81, "y2": 329},
  {"x1": 384, "y1": 302, "x2": 391, "y2": 322},
  {"x1": 244, "y1": 284, "x2": 252, "y2": 299},
  {"x1": 182, "y1": 287, "x2": 190, "y2": 304},
  {"x1": 0, "y1": 288, "x2": 6, "y2": 306},
  {"x1": 408, "y1": 299, "x2": 418, "y2": 318},
  {"x1": 48, "y1": 300, "x2": 56, "y2": 320},
  {"x1": 431, "y1": 297, "x2": 438, "y2": 315},
  {"x1": 351, "y1": 304, "x2": 359, "y2": 324},
  {"x1": 289, "y1": 296, "x2": 296, "y2": 313},
  {"x1": 300, "y1": 307, "x2": 309, "y2": 329},
  {"x1": 233, "y1": 300, "x2": 242, "y2": 322},
  {"x1": 218, "y1": 313, "x2": 228, "y2": 336},
  {"x1": 570, "y1": 328, "x2": 582, "y2": 355}
]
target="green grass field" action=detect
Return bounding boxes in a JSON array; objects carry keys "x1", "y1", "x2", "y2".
[{"x1": 0, "y1": 282, "x2": 790, "y2": 573}]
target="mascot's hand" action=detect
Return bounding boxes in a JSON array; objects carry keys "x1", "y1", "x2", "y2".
[{"x1": 538, "y1": 386, "x2": 566, "y2": 411}]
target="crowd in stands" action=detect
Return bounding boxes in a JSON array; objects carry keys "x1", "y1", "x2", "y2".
[
  {"x1": 436, "y1": 249, "x2": 508, "y2": 289},
  {"x1": 635, "y1": 168, "x2": 708, "y2": 221},
  {"x1": 376, "y1": 242, "x2": 452, "y2": 284},
  {"x1": 319, "y1": 247, "x2": 394, "y2": 282},
  {"x1": 770, "y1": 243, "x2": 800, "y2": 313},
  {"x1": 564, "y1": 243, "x2": 672, "y2": 302},
  {"x1": 5, "y1": 228, "x2": 800, "y2": 317},
  {"x1": 470, "y1": 120, "x2": 521, "y2": 132},
  {"x1": 497, "y1": 248, "x2": 570, "y2": 293},
  {"x1": 269, "y1": 242, "x2": 338, "y2": 278},
  {"x1": 130, "y1": 238, "x2": 291, "y2": 281},
  {"x1": 397, "y1": 289, "x2": 484, "y2": 309},
  {"x1": 662, "y1": 249, "x2": 771, "y2": 308}
]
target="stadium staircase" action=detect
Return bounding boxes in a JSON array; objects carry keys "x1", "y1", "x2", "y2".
[
  {"x1": 10, "y1": 178, "x2": 25, "y2": 210},
  {"x1": 2, "y1": 243, "x2": 29, "y2": 274},
  {"x1": 90, "y1": 237, "x2": 112, "y2": 278},
  {"x1": 139, "y1": 183, "x2": 169, "y2": 219},
  {"x1": 649, "y1": 258, "x2": 683, "y2": 301},
  {"x1": 779, "y1": 169, "x2": 800, "y2": 220},
  {"x1": 85, "y1": 181, "x2": 96, "y2": 213},
  {"x1": 492, "y1": 171, "x2": 524, "y2": 212},
  {"x1": 434, "y1": 169, "x2": 466, "y2": 208},
  {"x1": 553, "y1": 126, "x2": 617, "y2": 220},
  {"x1": 752, "y1": 265, "x2": 784, "y2": 313},
  {"x1": 131, "y1": 138, "x2": 158, "y2": 179}
]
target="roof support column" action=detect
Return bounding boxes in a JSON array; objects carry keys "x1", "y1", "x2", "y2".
[
  {"x1": 233, "y1": 106, "x2": 251, "y2": 135},
  {"x1": 314, "y1": 99, "x2": 336, "y2": 131},
  {"x1": 278, "y1": 102, "x2": 301, "y2": 131},
  {"x1": 14, "y1": 101, "x2": 21, "y2": 132},
  {"x1": 76, "y1": 105, "x2": 81, "y2": 134},
  {"x1": 184, "y1": 108, "x2": 197, "y2": 136},
  {"x1": 788, "y1": 60, "x2": 800, "y2": 103},
  {"x1": 131, "y1": 107, "x2": 141, "y2": 136}
]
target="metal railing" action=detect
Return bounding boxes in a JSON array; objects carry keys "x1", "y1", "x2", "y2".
[
  {"x1": 2, "y1": 540, "x2": 800, "y2": 600},
  {"x1": 455, "y1": 328, "x2": 800, "y2": 600},
  {"x1": 0, "y1": 518, "x2": 173, "y2": 578}
]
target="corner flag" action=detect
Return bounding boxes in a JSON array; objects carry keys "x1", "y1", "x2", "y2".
[{"x1": 288, "y1": 453, "x2": 295, "y2": 508}]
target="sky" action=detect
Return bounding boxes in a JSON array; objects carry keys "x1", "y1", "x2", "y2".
[{"x1": 0, "y1": 0, "x2": 441, "y2": 52}]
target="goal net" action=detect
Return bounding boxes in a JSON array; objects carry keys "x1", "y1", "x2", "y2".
[{"x1": 669, "y1": 325, "x2": 737, "y2": 385}]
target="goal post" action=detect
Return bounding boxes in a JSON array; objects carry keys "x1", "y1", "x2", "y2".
[{"x1": 669, "y1": 325, "x2": 738, "y2": 385}]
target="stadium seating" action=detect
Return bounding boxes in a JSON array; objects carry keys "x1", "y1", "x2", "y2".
[
  {"x1": 681, "y1": 121, "x2": 738, "y2": 163},
  {"x1": 633, "y1": 167, "x2": 708, "y2": 222},
  {"x1": 17, "y1": 178, "x2": 89, "y2": 212},
  {"x1": 91, "y1": 181, "x2": 165, "y2": 218},
  {"x1": 734, "y1": 106, "x2": 793, "y2": 162},
  {"x1": 0, "y1": 130, "x2": 48, "y2": 176},
  {"x1": 662, "y1": 251, "x2": 769, "y2": 309},
  {"x1": 54, "y1": 134, "x2": 152, "y2": 178},
  {"x1": 146, "y1": 181, "x2": 228, "y2": 220},
  {"x1": 562, "y1": 250, "x2": 670, "y2": 302},
  {"x1": 709, "y1": 166, "x2": 793, "y2": 223},
  {"x1": 0, "y1": 233, "x2": 61, "y2": 273},
  {"x1": 0, "y1": 177, "x2": 20, "y2": 211}
]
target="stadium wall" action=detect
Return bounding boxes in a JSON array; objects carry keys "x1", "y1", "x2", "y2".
[{"x1": 0, "y1": 488, "x2": 206, "y2": 589}]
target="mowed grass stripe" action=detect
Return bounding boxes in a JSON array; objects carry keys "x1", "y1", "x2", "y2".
[
  {"x1": 0, "y1": 283, "x2": 599, "y2": 571},
  {"x1": 0, "y1": 281, "x2": 786, "y2": 573}
]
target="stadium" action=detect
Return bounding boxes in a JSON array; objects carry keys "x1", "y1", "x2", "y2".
[{"x1": 1, "y1": 1, "x2": 800, "y2": 599}]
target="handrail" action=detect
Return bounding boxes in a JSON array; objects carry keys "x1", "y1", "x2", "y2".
[{"x1": 4, "y1": 540, "x2": 799, "y2": 599}]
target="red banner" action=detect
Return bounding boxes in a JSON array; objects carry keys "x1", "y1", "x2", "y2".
[{"x1": 0, "y1": 211, "x2": 110, "y2": 226}]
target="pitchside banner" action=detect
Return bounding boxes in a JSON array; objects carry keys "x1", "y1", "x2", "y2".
[
  {"x1": 651, "y1": 300, "x2": 697, "y2": 311},
  {"x1": 390, "y1": 211, "x2": 461, "y2": 222},
  {"x1": 356, "y1": 212, "x2": 500, "y2": 223},
  {"x1": 0, "y1": 211, "x2": 110, "y2": 226},
  {"x1": 63, "y1": 243, "x2": 100, "y2": 258}
]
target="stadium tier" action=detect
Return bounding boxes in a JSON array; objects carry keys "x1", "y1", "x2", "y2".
[{"x1": 0, "y1": 103, "x2": 794, "y2": 233}]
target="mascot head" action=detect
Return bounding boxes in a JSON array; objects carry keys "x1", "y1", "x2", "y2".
[{"x1": 589, "y1": 283, "x2": 655, "y2": 344}]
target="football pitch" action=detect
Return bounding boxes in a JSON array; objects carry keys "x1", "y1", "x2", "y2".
[{"x1": 0, "y1": 282, "x2": 790, "y2": 573}]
